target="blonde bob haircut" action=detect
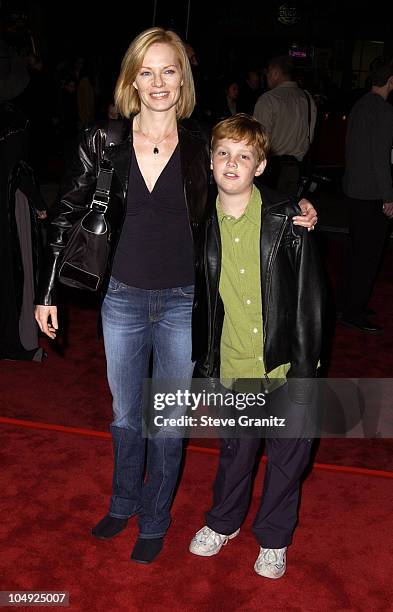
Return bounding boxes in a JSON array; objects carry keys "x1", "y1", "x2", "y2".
[
  {"x1": 211, "y1": 113, "x2": 270, "y2": 163},
  {"x1": 114, "y1": 27, "x2": 195, "y2": 119}
]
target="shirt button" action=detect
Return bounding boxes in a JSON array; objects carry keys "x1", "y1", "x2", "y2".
[
  {"x1": 234, "y1": 237, "x2": 240, "y2": 243},
  {"x1": 258, "y1": 356, "x2": 263, "y2": 361},
  {"x1": 226, "y1": 216, "x2": 231, "y2": 220},
  {"x1": 246, "y1": 299, "x2": 251, "y2": 305},
  {"x1": 240, "y1": 268, "x2": 245, "y2": 274},
  {"x1": 253, "y1": 328, "x2": 258, "y2": 333}
]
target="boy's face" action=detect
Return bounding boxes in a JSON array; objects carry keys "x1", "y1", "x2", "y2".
[{"x1": 211, "y1": 138, "x2": 266, "y2": 198}]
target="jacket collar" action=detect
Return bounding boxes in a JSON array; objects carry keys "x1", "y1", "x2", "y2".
[{"x1": 258, "y1": 184, "x2": 292, "y2": 212}]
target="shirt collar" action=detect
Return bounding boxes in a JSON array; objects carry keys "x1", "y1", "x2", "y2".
[
  {"x1": 216, "y1": 185, "x2": 262, "y2": 226},
  {"x1": 274, "y1": 80, "x2": 298, "y2": 90}
]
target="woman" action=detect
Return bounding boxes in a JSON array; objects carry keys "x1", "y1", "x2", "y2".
[{"x1": 35, "y1": 27, "x2": 317, "y2": 564}]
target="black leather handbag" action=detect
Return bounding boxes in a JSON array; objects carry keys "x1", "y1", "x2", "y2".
[{"x1": 57, "y1": 120, "x2": 122, "y2": 291}]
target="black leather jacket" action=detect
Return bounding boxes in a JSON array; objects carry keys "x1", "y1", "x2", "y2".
[
  {"x1": 192, "y1": 186, "x2": 324, "y2": 400},
  {"x1": 37, "y1": 118, "x2": 209, "y2": 305}
]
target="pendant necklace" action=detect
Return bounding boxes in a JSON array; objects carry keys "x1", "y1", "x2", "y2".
[{"x1": 137, "y1": 119, "x2": 176, "y2": 155}]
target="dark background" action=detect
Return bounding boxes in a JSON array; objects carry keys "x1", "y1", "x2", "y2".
[{"x1": 3, "y1": 0, "x2": 393, "y2": 86}]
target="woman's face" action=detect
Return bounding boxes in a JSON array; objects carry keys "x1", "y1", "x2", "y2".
[{"x1": 133, "y1": 42, "x2": 183, "y2": 114}]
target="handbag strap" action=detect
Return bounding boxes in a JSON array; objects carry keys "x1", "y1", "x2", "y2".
[{"x1": 90, "y1": 119, "x2": 123, "y2": 214}]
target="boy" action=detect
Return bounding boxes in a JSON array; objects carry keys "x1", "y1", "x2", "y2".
[{"x1": 190, "y1": 114, "x2": 324, "y2": 578}]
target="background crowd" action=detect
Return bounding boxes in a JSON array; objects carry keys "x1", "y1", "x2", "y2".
[{"x1": 1, "y1": 7, "x2": 393, "y2": 360}]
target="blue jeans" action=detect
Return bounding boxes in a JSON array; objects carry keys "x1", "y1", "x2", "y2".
[{"x1": 101, "y1": 277, "x2": 194, "y2": 538}]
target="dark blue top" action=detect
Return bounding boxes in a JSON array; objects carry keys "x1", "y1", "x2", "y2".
[{"x1": 111, "y1": 144, "x2": 194, "y2": 289}]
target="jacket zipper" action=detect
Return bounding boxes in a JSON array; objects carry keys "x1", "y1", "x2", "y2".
[
  {"x1": 99, "y1": 131, "x2": 131, "y2": 303},
  {"x1": 105, "y1": 162, "x2": 129, "y2": 277}
]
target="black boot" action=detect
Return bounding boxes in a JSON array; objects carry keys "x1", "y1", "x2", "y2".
[
  {"x1": 91, "y1": 514, "x2": 128, "y2": 539},
  {"x1": 130, "y1": 537, "x2": 164, "y2": 564}
]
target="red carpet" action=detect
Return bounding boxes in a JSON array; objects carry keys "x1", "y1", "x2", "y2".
[
  {"x1": 0, "y1": 233, "x2": 392, "y2": 609},
  {"x1": 1, "y1": 423, "x2": 392, "y2": 611},
  {"x1": 1, "y1": 234, "x2": 392, "y2": 470}
]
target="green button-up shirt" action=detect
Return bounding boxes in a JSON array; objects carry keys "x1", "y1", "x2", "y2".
[{"x1": 217, "y1": 186, "x2": 289, "y2": 386}]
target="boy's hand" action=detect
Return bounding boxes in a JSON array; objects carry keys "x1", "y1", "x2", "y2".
[{"x1": 293, "y1": 199, "x2": 317, "y2": 231}]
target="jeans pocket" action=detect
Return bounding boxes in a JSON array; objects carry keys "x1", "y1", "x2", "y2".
[
  {"x1": 108, "y1": 276, "x2": 125, "y2": 292},
  {"x1": 178, "y1": 284, "x2": 195, "y2": 298}
]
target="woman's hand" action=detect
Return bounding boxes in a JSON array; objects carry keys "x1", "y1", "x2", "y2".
[
  {"x1": 35, "y1": 305, "x2": 58, "y2": 339},
  {"x1": 293, "y1": 199, "x2": 317, "y2": 231}
]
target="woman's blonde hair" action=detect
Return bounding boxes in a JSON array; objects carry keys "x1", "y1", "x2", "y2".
[
  {"x1": 114, "y1": 27, "x2": 195, "y2": 119},
  {"x1": 211, "y1": 113, "x2": 270, "y2": 163}
]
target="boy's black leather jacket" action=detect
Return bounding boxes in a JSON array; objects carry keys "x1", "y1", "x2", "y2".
[
  {"x1": 191, "y1": 186, "x2": 325, "y2": 403},
  {"x1": 36, "y1": 117, "x2": 209, "y2": 305}
]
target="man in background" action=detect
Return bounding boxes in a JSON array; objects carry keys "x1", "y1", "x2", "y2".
[
  {"x1": 340, "y1": 60, "x2": 393, "y2": 333},
  {"x1": 254, "y1": 55, "x2": 317, "y2": 196}
]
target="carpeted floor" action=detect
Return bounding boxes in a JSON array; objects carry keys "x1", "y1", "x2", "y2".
[
  {"x1": 1, "y1": 232, "x2": 392, "y2": 470},
  {"x1": 1, "y1": 233, "x2": 392, "y2": 610},
  {"x1": 1, "y1": 423, "x2": 392, "y2": 612}
]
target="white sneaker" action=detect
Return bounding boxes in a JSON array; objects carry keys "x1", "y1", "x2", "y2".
[
  {"x1": 254, "y1": 547, "x2": 287, "y2": 579},
  {"x1": 189, "y1": 525, "x2": 240, "y2": 557}
]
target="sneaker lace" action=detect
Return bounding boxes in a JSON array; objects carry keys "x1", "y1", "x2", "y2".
[
  {"x1": 197, "y1": 527, "x2": 222, "y2": 546},
  {"x1": 263, "y1": 548, "x2": 284, "y2": 567}
]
